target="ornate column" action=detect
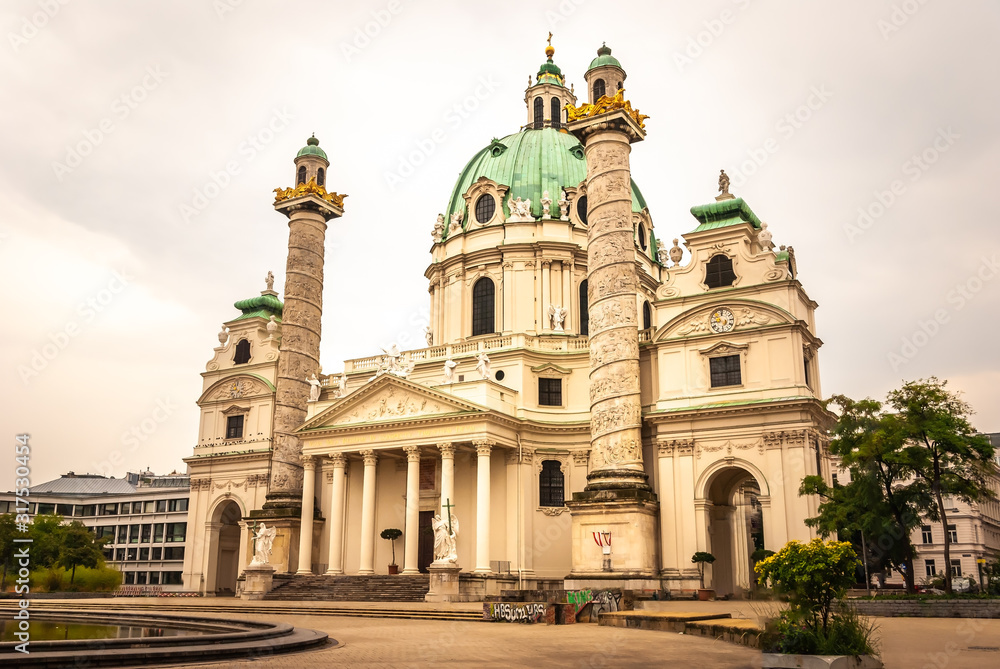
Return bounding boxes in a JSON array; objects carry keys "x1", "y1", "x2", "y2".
[
  {"x1": 325, "y1": 453, "x2": 348, "y2": 575},
  {"x1": 358, "y1": 449, "x2": 378, "y2": 575},
  {"x1": 501, "y1": 262, "x2": 514, "y2": 333},
  {"x1": 540, "y1": 260, "x2": 551, "y2": 330},
  {"x1": 402, "y1": 445, "x2": 421, "y2": 575},
  {"x1": 264, "y1": 155, "x2": 345, "y2": 511},
  {"x1": 563, "y1": 260, "x2": 573, "y2": 333},
  {"x1": 569, "y1": 104, "x2": 649, "y2": 491},
  {"x1": 473, "y1": 439, "x2": 494, "y2": 574},
  {"x1": 295, "y1": 455, "x2": 316, "y2": 574},
  {"x1": 437, "y1": 442, "x2": 455, "y2": 518}
]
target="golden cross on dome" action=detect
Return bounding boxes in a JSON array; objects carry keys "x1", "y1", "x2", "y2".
[{"x1": 547, "y1": 32, "x2": 552, "y2": 47}]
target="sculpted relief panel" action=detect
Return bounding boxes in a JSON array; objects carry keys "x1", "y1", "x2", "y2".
[
  {"x1": 334, "y1": 387, "x2": 448, "y2": 425},
  {"x1": 590, "y1": 327, "x2": 640, "y2": 368}
]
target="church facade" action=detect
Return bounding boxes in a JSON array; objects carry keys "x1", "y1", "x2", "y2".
[{"x1": 182, "y1": 43, "x2": 835, "y2": 598}]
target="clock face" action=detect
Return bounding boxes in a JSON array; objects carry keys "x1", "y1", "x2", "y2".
[{"x1": 710, "y1": 308, "x2": 735, "y2": 333}]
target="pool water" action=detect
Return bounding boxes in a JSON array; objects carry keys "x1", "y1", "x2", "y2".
[{"x1": 0, "y1": 620, "x2": 204, "y2": 641}]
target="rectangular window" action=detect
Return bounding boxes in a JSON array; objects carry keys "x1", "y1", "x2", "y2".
[
  {"x1": 102, "y1": 547, "x2": 114, "y2": 561},
  {"x1": 136, "y1": 571, "x2": 147, "y2": 585},
  {"x1": 124, "y1": 572, "x2": 135, "y2": 585},
  {"x1": 133, "y1": 501, "x2": 144, "y2": 514},
  {"x1": 128, "y1": 525, "x2": 140, "y2": 544},
  {"x1": 117, "y1": 526, "x2": 128, "y2": 544},
  {"x1": 55, "y1": 503, "x2": 73, "y2": 516},
  {"x1": 162, "y1": 571, "x2": 183, "y2": 586},
  {"x1": 226, "y1": 415, "x2": 244, "y2": 439},
  {"x1": 709, "y1": 355, "x2": 742, "y2": 388},
  {"x1": 0, "y1": 501, "x2": 9, "y2": 514},
  {"x1": 538, "y1": 378, "x2": 563, "y2": 406},
  {"x1": 96, "y1": 526, "x2": 116, "y2": 540},
  {"x1": 168, "y1": 498, "x2": 189, "y2": 513},
  {"x1": 165, "y1": 523, "x2": 187, "y2": 543},
  {"x1": 138, "y1": 547, "x2": 149, "y2": 561},
  {"x1": 539, "y1": 460, "x2": 565, "y2": 507},
  {"x1": 115, "y1": 548, "x2": 126, "y2": 562},
  {"x1": 151, "y1": 547, "x2": 162, "y2": 560},
  {"x1": 921, "y1": 525, "x2": 933, "y2": 544},
  {"x1": 149, "y1": 571, "x2": 160, "y2": 585},
  {"x1": 948, "y1": 524, "x2": 958, "y2": 543},
  {"x1": 141, "y1": 525, "x2": 152, "y2": 543},
  {"x1": 126, "y1": 548, "x2": 137, "y2": 561},
  {"x1": 153, "y1": 524, "x2": 164, "y2": 543},
  {"x1": 37, "y1": 503, "x2": 56, "y2": 515},
  {"x1": 144, "y1": 500, "x2": 156, "y2": 513},
  {"x1": 100, "y1": 503, "x2": 118, "y2": 516},
  {"x1": 804, "y1": 357, "x2": 811, "y2": 388},
  {"x1": 76, "y1": 504, "x2": 97, "y2": 517},
  {"x1": 951, "y1": 560, "x2": 962, "y2": 577},
  {"x1": 156, "y1": 500, "x2": 167, "y2": 513},
  {"x1": 163, "y1": 546, "x2": 185, "y2": 561},
  {"x1": 925, "y1": 559, "x2": 936, "y2": 577}
]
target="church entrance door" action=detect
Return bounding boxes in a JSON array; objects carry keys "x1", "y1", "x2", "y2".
[
  {"x1": 212, "y1": 501, "x2": 241, "y2": 596},
  {"x1": 418, "y1": 510, "x2": 434, "y2": 572},
  {"x1": 704, "y1": 467, "x2": 764, "y2": 598}
]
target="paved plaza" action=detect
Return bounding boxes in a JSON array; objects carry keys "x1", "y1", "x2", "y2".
[{"x1": 102, "y1": 599, "x2": 1000, "y2": 669}]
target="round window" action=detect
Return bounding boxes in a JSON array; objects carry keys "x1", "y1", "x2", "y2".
[
  {"x1": 495, "y1": 370, "x2": 505, "y2": 381},
  {"x1": 475, "y1": 194, "x2": 496, "y2": 224},
  {"x1": 577, "y1": 195, "x2": 588, "y2": 224}
]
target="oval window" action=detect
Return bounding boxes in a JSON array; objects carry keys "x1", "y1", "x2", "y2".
[
  {"x1": 577, "y1": 195, "x2": 588, "y2": 225},
  {"x1": 475, "y1": 194, "x2": 496, "y2": 224}
]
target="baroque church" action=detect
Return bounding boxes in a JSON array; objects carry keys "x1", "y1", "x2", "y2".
[{"x1": 181, "y1": 42, "x2": 835, "y2": 599}]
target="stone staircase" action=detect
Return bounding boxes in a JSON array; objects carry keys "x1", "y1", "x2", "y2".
[{"x1": 263, "y1": 574, "x2": 431, "y2": 602}]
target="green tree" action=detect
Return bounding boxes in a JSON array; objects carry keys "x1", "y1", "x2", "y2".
[
  {"x1": 802, "y1": 395, "x2": 929, "y2": 593},
  {"x1": 0, "y1": 514, "x2": 17, "y2": 591},
  {"x1": 691, "y1": 551, "x2": 716, "y2": 589},
  {"x1": 889, "y1": 378, "x2": 995, "y2": 594},
  {"x1": 57, "y1": 522, "x2": 107, "y2": 585},
  {"x1": 29, "y1": 514, "x2": 66, "y2": 568}
]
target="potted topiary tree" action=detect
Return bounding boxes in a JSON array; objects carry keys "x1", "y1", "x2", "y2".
[
  {"x1": 691, "y1": 551, "x2": 716, "y2": 600},
  {"x1": 756, "y1": 539, "x2": 881, "y2": 668},
  {"x1": 380, "y1": 528, "x2": 402, "y2": 574}
]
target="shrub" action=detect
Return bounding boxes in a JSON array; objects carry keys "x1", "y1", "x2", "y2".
[{"x1": 31, "y1": 565, "x2": 122, "y2": 592}]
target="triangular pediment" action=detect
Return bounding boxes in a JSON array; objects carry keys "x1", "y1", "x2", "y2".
[{"x1": 297, "y1": 375, "x2": 488, "y2": 432}]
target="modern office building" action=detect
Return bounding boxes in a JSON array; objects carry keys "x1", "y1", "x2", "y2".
[{"x1": 0, "y1": 470, "x2": 191, "y2": 591}]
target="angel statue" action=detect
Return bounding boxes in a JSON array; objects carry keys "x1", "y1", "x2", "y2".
[
  {"x1": 548, "y1": 304, "x2": 567, "y2": 332},
  {"x1": 442, "y1": 359, "x2": 458, "y2": 384},
  {"x1": 431, "y1": 512, "x2": 459, "y2": 562},
  {"x1": 250, "y1": 523, "x2": 277, "y2": 566},
  {"x1": 265, "y1": 270, "x2": 275, "y2": 292},
  {"x1": 475, "y1": 352, "x2": 491, "y2": 380},
  {"x1": 718, "y1": 169, "x2": 731, "y2": 196},
  {"x1": 307, "y1": 373, "x2": 322, "y2": 402}
]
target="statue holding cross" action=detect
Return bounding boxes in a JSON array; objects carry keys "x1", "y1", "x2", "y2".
[{"x1": 431, "y1": 498, "x2": 459, "y2": 563}]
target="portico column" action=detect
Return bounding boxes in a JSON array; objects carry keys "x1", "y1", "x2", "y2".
[
  {"x1": 474, "y1": 439, "x2": 494, "y2": 574},
  {"x1": 358, "y1": 449, "x2": 378, "y2": 575},
  {"x1": 402, "y1": 445, "x2": 421, "y2": 575},
  {"x1": 437, "y1": 442, "x2": 455, "y2": 518},
  {"x1": 295, "y1": 455, "x2": 316, "y2": 574},
  {"x1": 325, "y1": 453, "x2": 348, "y2": 575}
]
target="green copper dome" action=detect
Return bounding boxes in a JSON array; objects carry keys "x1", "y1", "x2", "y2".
[
  {"x1": 233, "y1": 293, "x2": 283, "y2": 321},
  {"x1": 588, "y1": 43, "x2": 622, "y2": 72},
  {"x1": 444, "y1": 128, "x2": 647, "y2": 239},
  {"x1": 296, "y1": 135, "x2": 328, "y2": 160}
]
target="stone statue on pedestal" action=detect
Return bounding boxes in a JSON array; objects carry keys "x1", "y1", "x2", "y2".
[
  {"x1": 265, "y1": 271, "x2": 275, "y2": 292},
  {"x1": 475, "y1": 352, "x2": 491, "y2": 379},
  {"x1": 306, "y1": 374, "x2": 321, "y2": 402},
  {"x1": 540, "y1": 190, "x2": 553, "y2": 218},
  {"x1": 250, "y1": 523, "x2": 277, "y2": 566},
  {"x1": 548, "y1": 304, "x2": 567, "y2": 332},
  {"x1": 431, "y1": 513, "x2": 459, "y2": 563},
  {"x1": 443, "y1": 359, "x2": 457, "y2": 384}
]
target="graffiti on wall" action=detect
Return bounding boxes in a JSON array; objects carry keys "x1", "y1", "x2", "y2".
[
  {"x1": 592, "y1": 590, "x2": 621, "y2": 615},
  {"x1": 567, "y1": 589, "x2": 594, "y2": 613},
  {"x1": 483, "y1": 602, "x2": 547, "y2": 623}
]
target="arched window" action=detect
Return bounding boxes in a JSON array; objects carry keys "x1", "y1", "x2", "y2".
[
  {"x1": 642, "y1": 301, "x2": 652, "y2": 330},
  {"x1": 576, "y1": 195, "x2": 588, "y2": 225},
  {"x1": 705, "y1": 254, "x2": 737, "y2": 289},
  {"x1": 475, "y1": 194, "x2": 496, "y2": 224},
  {"x1": 472, "y1": 277, "x2": 495, "y2": 336},
  {"x1": 234, "y1": 339, "x2": 251, "y2": 365},
  {"x1": 579, "y1": 279, "x2": 589, "y2": 336},
  {"x1": 593, "y1": 78, "x2": 606, "y2": 101},
  {"x1": 533, "y1": 97, "x2": 544, "y2": 129},
  {"x1": 317, "y1": 167, "x2": 325, "y2": 187},
  {"x1": 638, "y1": 223, "x2": 648, "y2": 250},
  {"x1": 296, "y1": 166, "x2": 306, "y2": 185},
  {"x1": 539, "y1": 460, "x2": 565, "y2": 507},
  {"x1": 550, "y1": 97, "x2": 562, "y2": 129}
]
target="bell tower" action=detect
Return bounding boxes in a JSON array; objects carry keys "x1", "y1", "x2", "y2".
[{"x1": 583, "y1": 43, "x2": 626, "y2": 103}]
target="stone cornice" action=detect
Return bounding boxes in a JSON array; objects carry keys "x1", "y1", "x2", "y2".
[{"x1": 645, "y1": 396, "x2": 835, "y2": 426}]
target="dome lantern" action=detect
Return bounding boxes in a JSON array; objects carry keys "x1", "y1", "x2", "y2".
[
  {"x1": 523, "y1": 34, "x2": 577, "y2": 131},
  {"x1": 293, "y1": 134, "x2": 330, "y2": 188}
]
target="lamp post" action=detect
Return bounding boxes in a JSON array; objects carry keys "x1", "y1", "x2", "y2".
[{"x1": 977, "y1": 557, "x2": 986, "y2": 594}]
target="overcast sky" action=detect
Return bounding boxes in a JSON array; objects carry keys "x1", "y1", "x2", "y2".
[{"x1": 2, "y1": 0, "x2": 998, "y2": 489}]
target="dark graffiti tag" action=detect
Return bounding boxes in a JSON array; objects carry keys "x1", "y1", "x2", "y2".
[{"x1": 483, "y1": 602, "x2": 547, "y2": 623}]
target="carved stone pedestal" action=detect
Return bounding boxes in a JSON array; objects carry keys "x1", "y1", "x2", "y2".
[
  {"x1": 244, "y1": 513, "x2": 301, "y2": 575},
  {"x1": 241, "y1": 564, "x2": 275, "y2": 601},
  {"x1": 565, "y1": 489, "x2": 659, "y2": 586},
  {"x1": 424, "y1": 562, "x2": 462, "y2": 603}
]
